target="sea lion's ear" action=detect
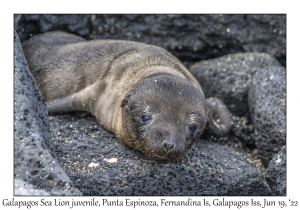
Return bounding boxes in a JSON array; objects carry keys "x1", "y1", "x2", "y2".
[
  {"x1": 121, "y1": 93, "x2": 132, "y2": 107},
  {"x1": 121, "y1": 99, "x2": 128, "y2": 107},
  {"x1": 206, "y1": 97, "x2": 232, "y2": 136}
]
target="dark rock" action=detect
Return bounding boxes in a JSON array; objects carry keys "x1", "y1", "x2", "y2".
[
  {"x1": 231, "y1": 115, "x2": 255, "y2": 146},
  {"x1": 243, "y1": 15, "x2": 286, "y2": 66},
  {"x1": 190, "y1": 52, "x2": 281, "y2": 116},
  {"x1": 14, "y1": 30, "x2": 82, "y2": 196},
  {"x1": 48, "y1": 112, "x2": 271, "y2": 196},
  {"x1": 16, "y1": 14, "x2": 91, "y2": 41},
  {"x1": 248, "y1": 66, "x2": 286, "y2": 167},
  {"x1": 16, "y1": 14, "x2": 286, "y2": 66},
  {"x1": 266, "y1": 146, "x2": 286, "y2": 195},
  {"x1": 195, "y1": 141, "x2": 270, "y2": 196}
]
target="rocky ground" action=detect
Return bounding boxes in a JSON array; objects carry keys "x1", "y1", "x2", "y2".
[{"x1": 14, "y1": 14, "x2": 286, "y2": 196}]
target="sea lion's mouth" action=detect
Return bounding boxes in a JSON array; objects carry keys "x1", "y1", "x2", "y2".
[
  {"x1": 144, "y1": 144, "x2": 186, "y2": 162},
  {"x1": 153, "y1": 154, "x2": 170, "y2": 162},
  {"x1": 151, "y1": 152, "x2": 183, "y2": 163}
]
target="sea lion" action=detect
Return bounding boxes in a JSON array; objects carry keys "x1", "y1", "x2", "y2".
[{"x1": 22, "y1": 31, "x2": 231, "y2": 162}]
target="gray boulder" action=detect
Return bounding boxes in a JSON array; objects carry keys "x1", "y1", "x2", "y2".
[
  {"x1": 248, "y1": 66, "x2": 286, "y2": 166},
  {"x1": 266, "y1": 146, "x2": 286, "y2": 195},
  {"x1": 190, "y1": 52, "x2": 281, "y2": 116},
  {"x1": 14, "y1": 30, "x2": 82, "y2": 196}
]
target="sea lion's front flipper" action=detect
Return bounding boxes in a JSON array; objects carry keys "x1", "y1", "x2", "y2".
[
  {"x1": 206, "y1": 97, "x2": 232, "y2": 136},
  {"x1": 47, "y1": 96, "x2": 76, "y2": 113},
  {"x1": 47, "y1": 81, "x2": 104, "y2": 115}
]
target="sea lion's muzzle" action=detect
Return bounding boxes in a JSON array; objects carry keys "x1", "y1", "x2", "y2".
[
  {"x1": 162, "y1": 133, "x2": 184, "y2": 153},
  {"x1": 152, "y1": 133, "x2": 187, "y2": 162}
]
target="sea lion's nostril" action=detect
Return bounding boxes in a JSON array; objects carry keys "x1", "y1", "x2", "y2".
[{"x1": 163, "y1": 141, "x2": 175, "y2": 152}]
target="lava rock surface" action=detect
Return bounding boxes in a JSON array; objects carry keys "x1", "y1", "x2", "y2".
[
  {"x1": 248, "y1": 66, "x2": 286, "y2": 166},
  {"x1": 14, "y1": 30, "x2": 82, "y2": 196},
  {"x1": 266, "y1": 146, "x2": 286, "y2": 196}
]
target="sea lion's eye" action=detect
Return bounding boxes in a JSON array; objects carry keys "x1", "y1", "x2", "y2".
[
  {"x1": 140, "y1": 114, "x2": 152, "y2": 124},
  {"x1": 187, "y1": 124, "x2": 197, "y2": 135}
]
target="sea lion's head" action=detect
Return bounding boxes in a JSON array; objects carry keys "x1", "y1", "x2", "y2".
[{"x1": 120, "y1": 73, "x2": 207, "y2": 162}]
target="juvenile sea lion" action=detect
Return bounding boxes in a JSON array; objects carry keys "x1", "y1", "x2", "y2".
[{"x1": 22, "y1": 31, "x2": 231, "y2": 162}]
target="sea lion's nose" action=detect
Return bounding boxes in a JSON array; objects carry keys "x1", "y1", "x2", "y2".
[{"x1": 163, "y1": 140, "x2": 175, "y2": 152}]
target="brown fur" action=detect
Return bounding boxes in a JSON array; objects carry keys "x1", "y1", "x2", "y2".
[{"x1": 23, "y1": 31, "x2": 208, "y2": 162}]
